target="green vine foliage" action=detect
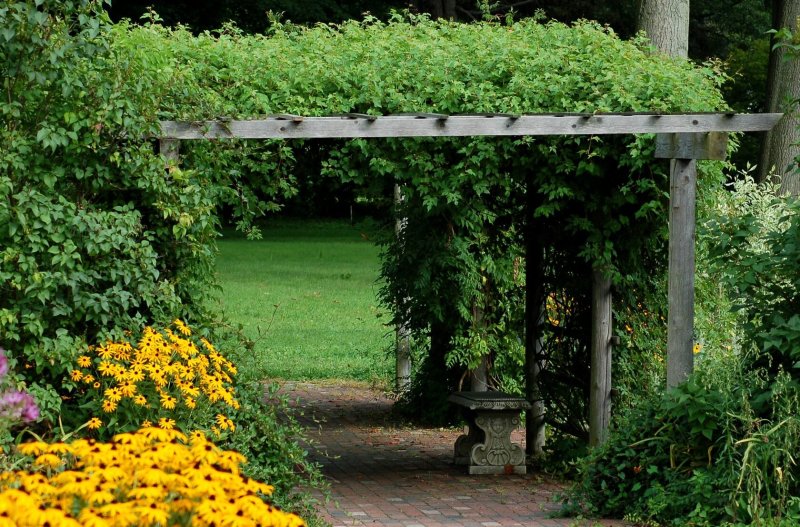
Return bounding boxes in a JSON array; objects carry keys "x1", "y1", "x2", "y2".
[
  {"x1": 569, "y1": 177, "x2": 800, "y2": 527},
  {"x1": 112, "y1": 13, "x2": 727, "y2": 431},
  {"x1": 4, "y1": 4, "x2": 731, "y2": 445}
]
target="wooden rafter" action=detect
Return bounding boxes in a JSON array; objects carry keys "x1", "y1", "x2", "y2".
[
  {"x1": 158, "y1": 111, "x2": 785, "y2": 448},
  {"x1": 159, "y1": 113, "x2": 782, "y2": 140}
]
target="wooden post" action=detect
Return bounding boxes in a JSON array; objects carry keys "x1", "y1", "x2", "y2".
[
  {"x1": 525, "y1": 171, "x2": 546, "y2": 458},
  {"x1": 589, "y1": 269, "x2": 613, "y2": 447},
  {"x1": 656, "y1": 133, "x2": 728, "y2": 388},
  {"x1": 666, "y1": 158, "x2": 696, "y2": 387},
  {"x1": 159, "y1": 138, "x2": 180, "y2": 164},
  {"x1": 394, "y1": 184, "x2": 412, "y2": 392}
]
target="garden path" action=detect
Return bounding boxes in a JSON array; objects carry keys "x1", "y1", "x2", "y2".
[{"x1": 281, "y1": 381, "x2": 627, "y2": 527}]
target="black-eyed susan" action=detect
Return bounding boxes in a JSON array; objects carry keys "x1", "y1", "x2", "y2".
[
  {"x1": 1, "y1": 425, "x2": 308, "y2": 527},
  {"x1": 33, "y1": 453, "x2": 64, "y2": 469},
  {"x1": 78, "y1": 323, "x2": 240, "y2": 437},
  {"x1": 87, "y1": 417, "x2": 102, "y2": 430},
  {"x1": 173, "y1": 319, "x2": 191, "y2": 336},
  {"x1": 159, "y1": 393, "x2": 177, "y2": 410},
  {"x1": 157, "y1": 417, "x2": 175, "y2": 430},
  {"x1": 104, "y1": 387, "x2": 122, "y2": 403}
]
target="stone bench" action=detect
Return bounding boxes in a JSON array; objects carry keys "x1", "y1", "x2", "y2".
[{"x1": 448, "y1": 391, "x2": 531, "y2": 475}]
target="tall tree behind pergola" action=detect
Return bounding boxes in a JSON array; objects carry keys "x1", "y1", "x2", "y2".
[{"x1": 760, "y1": 0, "x2": 800, "y2": 193}]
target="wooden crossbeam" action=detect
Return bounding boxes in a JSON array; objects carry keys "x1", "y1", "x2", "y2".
[{"x1": 159, "y1": 113, "x2": 782, "y2": 140}]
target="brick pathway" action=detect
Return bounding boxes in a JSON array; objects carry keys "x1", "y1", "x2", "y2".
[{"x1": 281, "y1": 381, "x2": 626, "y2": 527}]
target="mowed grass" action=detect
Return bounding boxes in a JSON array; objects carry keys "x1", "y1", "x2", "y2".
[{"x1": 214, "y1": 219, "x2": 392, "y2": 384}]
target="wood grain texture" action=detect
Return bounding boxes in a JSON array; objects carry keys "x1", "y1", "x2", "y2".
[
  {"x1": 589, "y1": 269, "x2": 612, "y2": 447},
  {"x1": 667, "y1": 159, "x2": 696, "y2": 387},
  {"x1": 655, "y1": 132, "x2": 728, "y2": 160},
  {"x1": 159, "y1": 138, "x2": 180, "y2": 162},
  {"x1": 159, "y1": 114, "x2": 782, "y2": 140}
]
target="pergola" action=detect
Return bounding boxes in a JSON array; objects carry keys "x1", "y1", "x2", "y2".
[{"x1": 159, "y1": 112, "x2": 782, "y2": 448}]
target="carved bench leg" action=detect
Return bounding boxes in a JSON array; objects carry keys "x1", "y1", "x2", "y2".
[
  {"x1": 453, "y1": 410, "x2": 483, "y2": 465},
  {"x1": 468, "y1": 410, "x2": 526, "y2": 475}
]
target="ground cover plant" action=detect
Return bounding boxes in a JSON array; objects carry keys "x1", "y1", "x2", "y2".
[{"x1": 215, "y1": 220, "x2": 391, "y2": 383}]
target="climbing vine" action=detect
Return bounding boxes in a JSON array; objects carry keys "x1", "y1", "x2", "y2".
[{"x1": 2, "y1": 4, "x2": 729, "y2": 443}]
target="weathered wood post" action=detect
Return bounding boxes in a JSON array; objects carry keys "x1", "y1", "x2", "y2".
[
  {"x1": 656, "y1": 132, "x2": 727, "y2": 388},
  {"x1": 394, "y1": 183, "x2": 412, "y2": 392},
  {"x1": 159, "y1": 138, "x2": 180, "y2": 165},
  {"x1": 589, "y1": 268, "x2": 613, "y2": 446}
]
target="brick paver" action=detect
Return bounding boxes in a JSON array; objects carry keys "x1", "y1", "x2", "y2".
[{"x1": 281, "y1": 381, "x2": 627, "y2": 527}]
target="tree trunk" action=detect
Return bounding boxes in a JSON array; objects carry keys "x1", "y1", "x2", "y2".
[
  {"x1": 637, "y1": 0, "x2": 690, "y2": 58},
  {"x1": 468, "y1": 293, "x2": 489, "y2": 392},
  {"x1": 427, "y1": 0, "x2": 457, "y2": 20},
  {"x1": 443, "y1": 0, "x2": 457, "y2": 20},
  {"x1": 759, "y1": 0, "x2": 800, "y2": 193}
]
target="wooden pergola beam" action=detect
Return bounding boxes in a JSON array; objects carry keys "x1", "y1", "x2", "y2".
[
  {"x1": 158, "y1": 114, "x2": 781, "y2": 449},
  {"x1": 159, "y1": 113, "x2": 781, "y2": 140}
]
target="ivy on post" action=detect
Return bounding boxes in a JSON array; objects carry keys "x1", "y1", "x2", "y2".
[
  {"x1": 160, "y1": 138, "x2": 181, "y2": 167},
  {"x1": 394, "y1": 183, "x2": 411, "y2": 393},
  {"x1": 656, "y1": 132, "x2": 728, "y2": 388}
]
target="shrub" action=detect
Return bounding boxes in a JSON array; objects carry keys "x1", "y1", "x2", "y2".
[
  {"x1": 225, "y1": 382, "x2": 327, "y2": 515},
  {"x1": 567, "y1": 176, "x2": 800, "y2": 526}
]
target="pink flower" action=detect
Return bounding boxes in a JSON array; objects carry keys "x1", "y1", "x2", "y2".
[
  {"x1": 0, "y1": 390, "x2": 39, "y2": 423},
  {"x1": 0, "y1": 348, "x2": 7, "y2": 378}
]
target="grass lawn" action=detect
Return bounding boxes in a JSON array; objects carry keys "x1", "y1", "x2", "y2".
[{"x1": 214, "y1": 219, "x2": 393, "y2": 385}]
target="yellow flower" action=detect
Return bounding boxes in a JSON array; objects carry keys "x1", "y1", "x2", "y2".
[
  {"x1": 77, "y1": 355, "x2": 92, "y2": 368},
  {"x1": 134, "y1": 395, "x2": 148, "y2": 406},
  {"x1": 158, "y1": 417, "x2": 175, "y2": 430},
  {"x1": 141, "y1": 420, "x2": 152, "y2": 428},
  {"x1": 82, "y1": 373, "x2": 95, "y2": 384},
  {"x1": 104, "y1": 387, "x2": 122, "y2": 403},
  {"x1": 173, "y1": 319, "x2": 192, "y2": 336},
  {"x1": 693, "y1": 342, "x2": 702, "y2": 354},
  {"x1": 102, "y1": 399, "x2": 117, "y2": 413},
  {"x1": 70, "y1": 369, "x2": 83, "y2": 382},
  {"x1": 87, "y1": 417, "x2": 102, "y2": 430},
  {"x1": 160, "y1": 393, "x2": 177, "y2": 410},
  {"x1": 215, "y1": 414, "x2": 228, "y2": 430},
  {"x1": 96, "y1": 344, "x2": 114, "y2": 359},
  {"x1": 33, "y1": 453, "x2": 64, "y2": 469},
  {"x1": 97, "y1": 360, "x2": 115, "y2": 377}
]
